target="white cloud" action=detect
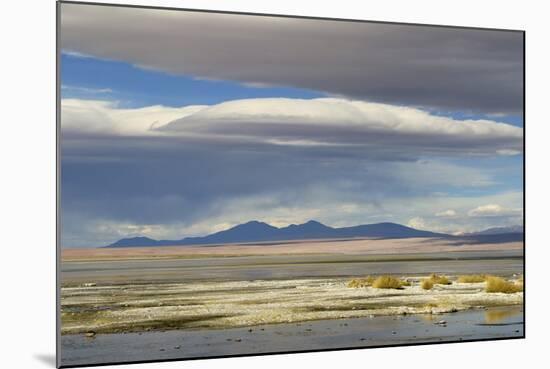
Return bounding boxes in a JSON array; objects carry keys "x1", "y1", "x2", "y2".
[
  {"x1": 61, "y1": 85, "x2": 114, "y2": 94},
  {"x1": 160, "y1": 98, "x2": 523, "y2": 156},
  {"x1": 468, "y1": 204, "x2": 523, "y2": 218},
  {"x1": 374, "y1": 191, "x2": 523, "y2": 234},
  {"x1": 496, "y1": 149, "x2": 522, "y2": 156},
  {"x1": 60, "y1": 50, "x2": 96, "y2": 59},
  {"x1": 61, "y1": 99, "x2": 207, "y2": 135},
  {"x1": 62, "y1": 97, "x2": 522, "y2": 157},
  {"x1": 435, "y1": 209, "x2": 457, "y2": 217},
  {"x1": 407, "y1": 217, "x2": 428, "y2": 230},
  {"x1": 162, "y1": 97, "x2": 521, "y2": 137}
]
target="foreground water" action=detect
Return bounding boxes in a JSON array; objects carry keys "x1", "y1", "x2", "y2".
[{"x1": 60, "y1": 305, "x2": 523, "y2": 366}]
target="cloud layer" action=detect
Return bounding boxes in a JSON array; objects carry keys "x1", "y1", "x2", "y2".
[
  {"x1": 60, "y1": 3, "x2": 523, "y2": 114},
  {"x1": 468, "y1": 204, "x2": 523, "y2": 218},
  {"x1": 60, "y1": 97, "x2": 523, "y2": 246},
  {"x1": 63, "y1": 97, "x2": 523, "y2": 158},
  {"x1": 61, "y1": 99, "x2": 207, "y2": 135},
  {"x1": 159, "y1": 98, "x2": 523, "y2": 156}
]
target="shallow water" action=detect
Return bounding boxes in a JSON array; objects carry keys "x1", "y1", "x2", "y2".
[
  {"x1": 60, "y1": 305, "x2": 523, "y2": 366},
  {"x1": 61, "y1": 250, "x2": 523, "y2": 285}
]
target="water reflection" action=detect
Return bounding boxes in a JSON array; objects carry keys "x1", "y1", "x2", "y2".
[{"x1": 484, "y1": 307, "x2": 522, "y2": 324}]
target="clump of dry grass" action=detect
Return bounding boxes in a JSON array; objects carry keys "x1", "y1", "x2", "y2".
[
  {"x1": 427, "y1": 273, "x2": 451, "y2": 285},
  {"x1": 516, "y1": 275, "x2": 524, "y2": 289},
  {"x1": 457, "y1": 274, "x2": 487, "y2": 283},
  {"x1": 485, "y1": 276, "x2": 523, "y2": 293},
  {"x1": 421, "y1": 279, "x2": 434, "y2": 290},
  {"x1": 422, "y1": 273, "x2": 451, "y2": 285},
  {"x1": 400, "y1": 279, "x2": 411, "y2": 287},
  {"x1": 348, "y1": 275, "x2": 412, "y2": 289},
  {"x1": 372, "y1": 275, "x2": 404, "y2": 289},
  {"x1": 347, "y1": 276, "x2": 376, "y2": 288}
]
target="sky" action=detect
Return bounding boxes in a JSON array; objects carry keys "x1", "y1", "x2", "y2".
[{"x1": 59, "y1": 3, "x2": 524, "y2": 247}]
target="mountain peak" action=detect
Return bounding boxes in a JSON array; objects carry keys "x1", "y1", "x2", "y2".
[
  {"x1": 468, "y1": 225, "x2": 524, "y2": 236},
  {"x1": 300, "y1": 220, "x2": 332, "y2": 230},
  {"x1": 373, "y1": 222, "x2": 401, "y2": 226},
  {"x1": 236, "y1": 220, "x2": 276, "y2": 229},
  {"x1": 109, "y1": 236, "x2": 157, "y2": 247},
  {"x1": 106, "y1": 219, "x2": 445, "y2": 248},
  {"x1": 244, "y1": 220, "x2": 264, "y2": 225},
  {"x1": 304, "y1": 220, "x2": 324, "y2": 226}
]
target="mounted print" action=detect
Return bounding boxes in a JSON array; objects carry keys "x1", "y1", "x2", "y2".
[{"x1": 57, "y1": 1, "x2": 525, "y2": 367}]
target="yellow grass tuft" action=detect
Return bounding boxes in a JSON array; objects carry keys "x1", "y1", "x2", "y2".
[
  {"x1": 485, "y1": 276, "x2": 523, "y2": 293},
  {"x1": 516, "y1": 275, "x2": 524, "y2": 289},
  {"x1": 421, "y1": 279, "x2": 434, "y2": 290},
  {"x1": 372, "y1": 275, "x2": 404, "y2": 289},
  {"x1": 457, "y1": 274, "x2": 487, "y2": 283},
  {"x1": 347, "y1": 276, "x2": 375, "y2": 288},
  {"x1": 348, "y1": 276, "x2": 412, "y2": 289},
  {"x1": 400, "y1": 279, "x2": 411, "y2": 287},
  {"x1": 428, "y1": 273, "x2": 451, "y2": 285}
]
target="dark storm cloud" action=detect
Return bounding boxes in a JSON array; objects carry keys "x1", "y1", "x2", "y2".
[
  {"x1": 61, "y1": 134, "x2": 404, "y2": 219},
  {"x1": 60, "y1": 3, "x2": 523, "y2": 114},
  {"x1": 60, "y1": 134, "x2": 402, "y2": 246},
  {"x1": 60, "y1": 130, "x2": 495, "y2": 230}
]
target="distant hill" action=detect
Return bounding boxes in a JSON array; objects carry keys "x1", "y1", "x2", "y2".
[
  {"x1": 446, "y1": 225, "x2": 523, "y2": 245},
  {"x1": 467, "y1": 225, "x2": 523, "y2": 236},
  {"x1": 447, "y1": 233, "x2": 524, "y2": 245},
  {"x1": 109, "y1": 236, "x2": 158, "y2": 247},
  {"x1": 106, "y1": 220, "x2": 447, "y2": 248}
]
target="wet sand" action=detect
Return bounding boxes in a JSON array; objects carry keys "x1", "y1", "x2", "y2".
[{"x1": 60, "y1": 305, "x2": 523, "y2": 367}]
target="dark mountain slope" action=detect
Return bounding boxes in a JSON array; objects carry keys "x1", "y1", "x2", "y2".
[{"x1": 107, "y1": 220, "x2": 447, "y2": 248}]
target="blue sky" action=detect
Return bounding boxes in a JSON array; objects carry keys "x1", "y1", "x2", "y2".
[
  {"x1": 60, "y1": 3, "x2": 523, "y2": 247},
  {"x1": 61, "y1": 53, "x2": 325, "y2": 108},
  {"x1": 62, "y1": 53, "x2": 524, "y2": 128}
]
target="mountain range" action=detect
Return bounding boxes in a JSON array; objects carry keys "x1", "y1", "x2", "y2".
[
  {"x1": 106, "y1": 220, "x2": 523, "y2": 248},
  {"x1": 465, "y1": 225, "x2": 524, "y2": 236}
]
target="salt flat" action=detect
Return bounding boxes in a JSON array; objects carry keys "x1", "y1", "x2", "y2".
[
  {"x1": 60, "y1": 237, "x2": 524, "y2": 363},
  {"x1": 61, "y1": 276, "x2": 522, "y2": 335}
]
